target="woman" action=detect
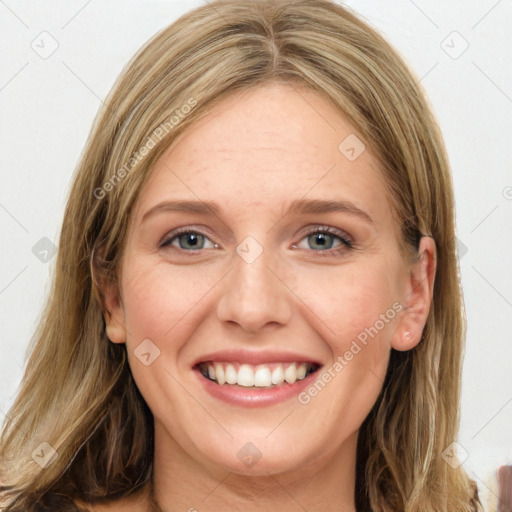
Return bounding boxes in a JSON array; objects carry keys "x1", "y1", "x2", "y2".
[{"x1": 0, "y1": 0, "x2": 482, "y2": 510}]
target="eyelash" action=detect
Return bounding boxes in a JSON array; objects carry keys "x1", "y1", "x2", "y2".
[{"x1": 160, "y1": 225, "x2": 354, "y2": 258}]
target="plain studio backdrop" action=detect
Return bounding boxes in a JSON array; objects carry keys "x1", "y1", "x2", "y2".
[{"x1": 0, "y1": 0, "x2": 511, "y2": 509}]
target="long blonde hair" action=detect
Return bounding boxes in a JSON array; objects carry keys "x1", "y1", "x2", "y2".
[{"x1": 0, "y1": 1, "x2": 482, "y2": 510}]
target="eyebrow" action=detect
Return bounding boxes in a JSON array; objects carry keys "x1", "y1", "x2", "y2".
[{"x1": 140, "y1": 198, "x2": 374, "y2": 225}]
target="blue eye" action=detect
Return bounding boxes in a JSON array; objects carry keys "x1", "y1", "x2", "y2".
[
  {"x1": 294, "y1": 226, "x2": 353, "y2": 256},
  {"x1": 160, "y1": 229, "x2": 217, "y2": 251}
]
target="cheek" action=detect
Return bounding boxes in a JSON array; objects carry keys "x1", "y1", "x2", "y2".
[
  {"x1": 289, "y1": 260, "x2": 397, "y2": 423},
  {"x1": 119, "y1": 260, "x2": 221, "y2": 424},
  {"x1": 289, "y1": 259, "x2": 399, "y2": 350},
  {"x1": 120, "y1": 260, "x2": 219, "y2": 344}
]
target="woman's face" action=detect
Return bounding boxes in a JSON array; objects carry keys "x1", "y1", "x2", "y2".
[{"x1": 104, "y1": 82, "x2": 433, "y2": 477}]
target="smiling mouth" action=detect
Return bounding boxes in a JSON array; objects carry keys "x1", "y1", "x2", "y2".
[{"x1": 196, "y1": 361, "x2": 319, "y2": 388}]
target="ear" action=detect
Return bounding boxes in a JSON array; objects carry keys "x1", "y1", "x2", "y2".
[
  {"x1": 102, "y1": 280, "x2": 127, "y2": 344},
  {"x1": 390, "y1": 236, "x2": 437, "y2": 351},
  {"x1": 91, "y1": 245, "x2": 127, "y2": 345}
]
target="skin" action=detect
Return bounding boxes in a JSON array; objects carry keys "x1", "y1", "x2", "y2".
[{"x1": 101, "y1": 82, "x2": 436, "y2": 512}]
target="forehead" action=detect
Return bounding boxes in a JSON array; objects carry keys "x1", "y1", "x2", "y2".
[{"x1": 133, "y1": 83, "x2": 393, "y2": 228}]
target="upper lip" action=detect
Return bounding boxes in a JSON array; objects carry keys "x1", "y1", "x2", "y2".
[{"x1": 192, "y1": 349, "x2": 323, "y2": 368}]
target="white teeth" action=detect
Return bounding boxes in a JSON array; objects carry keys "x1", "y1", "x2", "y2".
[
  {"x1": 254, "y1": 367, "x2": 272, "y2": 387},
  {"x1": 225, "y1": 364, "x2": 237, "y2": 384},
  {"x1": 284, "y1": 363, "x2": 297, "y2": 384},
  {"x1": 214, "y1": 363, "x2": 225, "y2": 385},
  {"x1": 237, "y1": 364, "x2": 255, "y2": 387},
  {"x1": 271, "y1": 365, "x2": 284, "y2": 385},
  {"x1": 202, "y1": 362, "x2": 313, "y2": 388},
  {"x1": 296, "y1": 363, "x2": 307, "y2": 380}
]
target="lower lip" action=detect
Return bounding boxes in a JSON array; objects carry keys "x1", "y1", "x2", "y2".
[{"x1": 194, "y1": 368, "x2": 320, "y2": 407}]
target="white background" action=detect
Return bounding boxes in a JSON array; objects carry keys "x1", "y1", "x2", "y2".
[{"x1": 0, "y1": 1, "x2": 511, "y2": 509}]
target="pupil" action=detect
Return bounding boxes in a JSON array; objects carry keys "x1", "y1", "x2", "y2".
[
  {"x1": 180, "y1": 233, "x2": 201, "y2": 249},
  {"x1": 310, "y1": 233, "x2": 332, "y2": 250}
]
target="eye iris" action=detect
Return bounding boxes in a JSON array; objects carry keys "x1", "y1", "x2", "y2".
[
  {"x1": 308, "y1": 233, "x2": 333, "y2": 250},
  {"x1": 179, "y1": 233, "x2": 203, "y2": 249}
]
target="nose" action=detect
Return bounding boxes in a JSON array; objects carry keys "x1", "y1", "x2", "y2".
[{"x1": 216, "y1": 242, "x2": 293, "y2": 334}]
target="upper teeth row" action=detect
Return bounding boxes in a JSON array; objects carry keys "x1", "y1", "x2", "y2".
[{"x1": 201, "y1": 362, "x2": 312, "y2": 387}]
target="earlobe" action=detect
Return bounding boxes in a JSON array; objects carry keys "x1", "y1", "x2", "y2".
[{"x1": 391, "y1": 236, "x2": 437, "y2": 352}]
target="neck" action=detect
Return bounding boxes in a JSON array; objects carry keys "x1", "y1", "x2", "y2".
[{"x1": 151, "y1": 420, "x2": 358, "y2": 512}]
